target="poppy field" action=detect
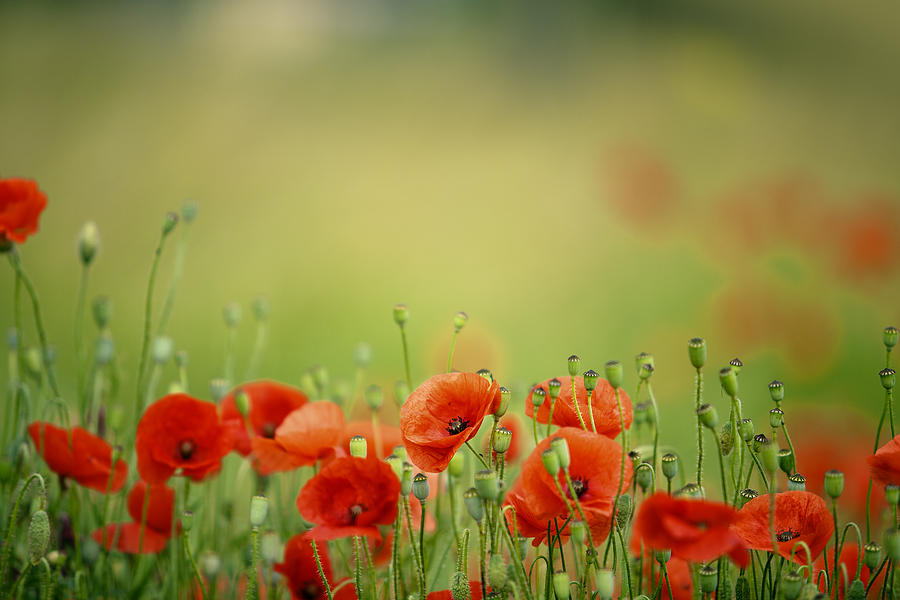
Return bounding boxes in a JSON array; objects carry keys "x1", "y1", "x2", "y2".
[{"x1": 3, "y1": 178, "x2": 900, "y2": 600}]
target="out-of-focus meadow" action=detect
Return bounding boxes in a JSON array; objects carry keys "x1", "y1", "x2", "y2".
[{"x1": 2, "y1": 0, "x2": 899, "y2": 452}]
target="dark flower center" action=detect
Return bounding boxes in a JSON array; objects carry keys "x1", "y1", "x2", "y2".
[
  {"x1": 301, "y1": 583, "x2": 322, "y2": 600},
  {"x1": 261, "y1": 423, "x2": 277, "y2": 439},
  {"x1": 446, "y1": 416, "x2": 471, "y2": 435},
  {"x1": 569, "y1": 477, "x2": 588, "y2": 498},
  {"x1": 349, "y1": 503, "x2": 366, "y2": 524},
  {"x1": 776, "y1": 528, "x2": 800, "y2": 542},
  {"x1": 178, "y1": 439, "x2": 197, "y2": 460}
]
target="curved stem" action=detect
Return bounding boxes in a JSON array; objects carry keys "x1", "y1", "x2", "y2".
[
  {"x1": 571, "y1": 378, "x2": 587, "y2": 431},
  {"x1": 136, "y1": 230, "x2": 170, "y2": 409}
]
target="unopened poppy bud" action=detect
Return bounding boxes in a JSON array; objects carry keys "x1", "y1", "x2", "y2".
[
  {"x1": 354, "y1": 342, "x2": 372, "y2": 368},
  {"x1": 635, "y1": 352, "x2": 654, "y2": 373},
  {"x1": 261, "y1": 531, "x2": 281, "y2": 564},
  {"x1": 162, "y1": 211, "x2": 179, "y2": 236},
  {"x1": 824, "y1": 470, "x2": 844, "y2": 499},
  {"x1": 475, "y1": 470, "x2": 500, "y2": 501},
  {"x1": 699, "y1": 564, "x2": 718, "y2": 594},
  {"x1": 605, "y1": 360, "x2": 623, "y2": 389},
  {"x1": 393, "y1": 304, "x2": 409, "y2": 327},
  {"x1": 759, "y1": 438, "x2": 779, "y2": 473},
  {"x1": 541, "y1": 449, "x2": 560, "y2": 475},
  {"x1": 493, "y1": 427, "x2": 512, "y2": 455},
  {"x1": 151, "y1": 336, "x2": 173, "y2": 365},
  {"x1": 634, "y1": 402, "x2": 650, "y2": 426},
  {"x1": 864, "y1": 541, "x2": 882, "y2": 570},
  {"x1": 209, "y1": 378, "x2": 229, "y2": 403},
  {"x1": 769, "y1": 408, "x2": 784, "y2": 429},
  {"x1": 596, "y1": 569, "x2": 615, "y2": 600},
  {"x1": 453, "y1": 311, "x2": 468, "y2": 332},
  {"x1": 739, "y1": 488, "x2": 759, "y2": 507},
  {"x1": 400, "y1": 463, "x2": 414, "y2": 496},
  {"x1": 639, "y1": 364, "x2": 654, "y2": 381},
  {"x1": 788, "y1": 474, "x2": 806, "y2": 491},
  {"x1": 720, "y1": 424, "x2": 734, "y2": 456},
  {"x1": 753, "y1": 433, "x2": 769, "y2": 454},
  {"x1": 223, "y1": 302, "x2": 242, "y2": 328},
  {"x1": 92, "y1": 296, "x2": 113, "y2": 330},
  {"x1": 697, "y1": 404, "x2": 718, "y2": 429},
  {"x1": 386, "y1": 454, "x2": 403, "y2": 479},
  {"x1": 886, "y1": 326, "x2": 899, "y2": 350},
  {"x1": 95, "y1": 336, "x2": 115, "y2": 366},
  {"x1": 615, "y1": 494, "x2": 632, "y2": 529},
  {"x1": 655, "y1": 549, "x2": 671, "y2": 564},
  {"x1": 28, "y1": 510, "x2": 50, "y2": 565},
  {"x1": 349, "y1": 435, "x2": 367, "y2": 458},
  {"x1": 661, "y1": 453, "x2": 679, "y2": 481},
  {"x1": 719, "y1": 367, "x2": 739, "y2": 397},
  {"x1": 450, "y1": 571, "x2": 470, "y2": 600},
  {"x1": 234, "y1": 389, "x2": 250, "y2": 417},
  {"x1": 6, "y1": 327, "x2": 17, "y2": 351},
  {"x1": 547, "y1": 378, "x2": 562, "y2": 400},
  {"x1": 768, "y1": 380, "x2": 785, "y2": 403},
  {"x1": 782, "y1": 571, "x2": 803, "y2": 600},
  {"x1": 182, "y1": 510, "x2": 194, "y2": 533},
  {"x1": 570, "y1": 521, "x2": 586, "y2": 545},
  {"x1": 688, "y1": 338, "x2": 707, "y2": 369},
  {"x1": 78, "y1": 221, "x2": 100, "y2": 266},
  {"x1": 846, "y1": 579, "x2": 865, "y2": 600},
  {"x1": 567, "y1": 355, "x2": 581, "y2": 377},
  {"x1": 413, "y1": 473, "x2": 430, "y2": 502},
  {"x1": 676, "y1": 483, "x2": 702, "y2": 498},
  {"x1": 463, "y1": 488, "x2": 483, "y2": 522},
  {"x1": 550, "y1": 437, "x2": 570, "y2": 470},
  {"x1": 392, "y1": 445, "x2": 407, "y2": 461},
  {"x1": 886, "y1": 484, "x2": 900, "y2": 506},
  {"x1": 200, "y1": 551, "x2": 221, "y2": 578},
  {"x1": 531, "y1": 386, "x2": 547, "y2": 408},
  {"x1": 552, "y1": 571, "x2": 570, "y2": 600},
  {"x1": 448, "y1": 452, "x2": 464, "y2": 478},
  {"x1": 881, "y1": 368, "x2": 896, "y2": 390},
  {"x1": 488, "y1": 554, "x2": 507, "y2": 590},
  {"x1": 635, "y1": 465, "x2": 653, "y2": 492},
  {"x1": 778, "y1": 449, "x2": 794, "y2": 474},
  {"x1": 629, "y1": 450, "x2": 642, "y2": 468},
  {"x1": 249, "y1": 495, "x2": 268, "y2": 528},
  {"x1": 495, "y1": 386, "x2": 511, "y2": 417},
  {"x1": 477, "y1": 368, "x2": 494, "y2": 383},
  {"x1": 739, "y1": 418, "x2": 754, "y2": 442},
  {"x1": 729, "y1": 357, "x2": 743, "y2": 374},
  {"x1": 23, "y1": 347, "x2": 42, "y2": 378},
  {"x1": 583, "y1": 370, "x2": 599, "y2": 393},
  {"x1": 365, "y1": 385, "x2": 383, "y2": 411},
  {"x1": 884, "y1": 528, "x2": 900, "y2": 561},
  {"x1": 735, "y1": 575, "x2": 750, "y2": 600}
]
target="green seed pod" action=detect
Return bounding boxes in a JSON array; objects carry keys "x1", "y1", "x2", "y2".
[
  {"x1": 547, "y1": 378, "x2": 562, "y2": 400},
  {"x1": 550, "y1": 437, "x2": 570, "y2": 470},
  {"x1": 697, "y1": 404, "x2": 718, "y2": 429},
  {"x1": 531, "y1": 386, "x2": 546, "y2": 408},
  {"x1": 846, "y1": 578, "x2": 865, "y2": 600},
  {"x1": 552, "y1": 571, "x2": 570, "y2": 600},
  {"x1": 412, "y1": 473, "x2": 430, "y2": 502},
  {"x1": 719, "y1": 367, "x2": 739, "y2": 397},
  {"x1": 392, "y1": 445, "x2": 408, "y2": 461},
  {"x1": 864, "y1": 541, "x2": 882, "y2": 570},
  {"x1": 605, "y1": 360, "x2": 624, "y2": 389},
  {"x1": 250, "y1": 296, "x2": 269, "y2": 322},
  {"x1": 661, "y1": 454, "x2": 679, "y2": 481},
  {"x1": 768, "y1": 380, "x2": 785, "y2": 403},
  {"x1": 635, "y1": 465, "x2": 653, "y2": 492},
  {"x1": 567, "y1": 355, "x2": 581, "y2": 377},
  {"x1": 385, "y1": 454, "x2": 403, "y2": 479},
  {"x1": 570, "y1": 521, "x2": 586, "y2": 546},
  {"x1": 182, "y1": 510, "x2": 194, "y2": 532},
  {"x1": 739, "y1": 488, "x2": 759, "y2": 508},
  {"x1": 78, "y1": 221, "x2": 100, "y2": 266},
  {"x1": 881, "y1": 368, "x2": 897, "y2": 390},
  {"x1": 720, "y1": 424, "x2": 734, "y2": 456},
  {"x1": 492, "y1": 427, "x2": 512, "y2": 455},
  {"x1": 354, "y1": 342, "x2": 373, "y2": 368},
  {"x1": 633, "y1": 402, "x2": 650, "y2": 426},
  {"x1": 885, "y1": 326, "x2": 899, "y2": 350},
  {"x1": 635, "y1": 351, "x2": 654, "y2": 372},
  {"x1": 779, "y1": 449, "x2": 794, "y2": 474},
  {"x1": 615, "y1": 494, "x2": 632, "y2": 529},
  {"x1": 885, "y1": 484, "x2": 900, "y2": 506},
  {"x1": 261, "y1": 531, "x2": 281, "y2": 564},
  {"x1": 365, "y1": 385, "x2": 383, "y2": 411},
  {"x1": 495, "y1": 387, "x2": 511, "y2": 417},
  {"x1": 234, "y1": 389, "x2": 250, "y2": 417},
  {"x1": 699, "y1": 564, "x2": 718, "y2": 594},
  {"x1": 541, "y1": 449, "x2": 560, "y2": 476},
  {"x1": 448, "y1": 452, "x2": 464, "y2": 478},
  {"x1": 174, "y1": 350, "x2": 189, "y2": 369},
  {"x1": 735, "y1": 575, "x2": 751, "y2": 600},
  {"x1": 676, "y1": 483, "x2": 702, "y2": 498},
  {"x1": 753, "y1": 433, "x2": 769, "y2": 454},
  {"x1": 583, "y1": 370, "x2": 599, "y2": 394},
  {"x1": 655, "y1": 549, "x2": 671, "y2": 564},
  {"x1": 769, "y1": 408, "x2": 784, "y2": 429},
  {"x1": 782, "y1": 570, "x2": 803, "y2": 600},
  {"x1": 393, "y1": 380, "x2": 410, "y2": 407},
  {"x1": 28, "y1": 510, "x2": 50, "y2": 565},
  {"x1": 639, "y1": 364, "x2": 654, "y2": 381},
  {"x1": 824, "y1": 470, "x2": 844, "y2": 499},
  {"x1": 760, "y1": 438, "x2": 779, "y2": 474},
  {"x1": 400, "y1": 463, "x2": 414, "y2": 496},
  {"x1": 476, "y1": 369, "x2": 494, "y2": 384},
  {"x1": 162, "y1": 211, "x2": 179, "y2": 236},
  {"x1": 450, "y1": 571, "x2": 470, "y2": 600},
  {"x1": 349, "y1": 435, "x2": 367, "y2": 458},
  {"x1": 718, "y1": 574, "x2": 733, "y2": 600},
  {"x1": 92, "y1": 296, "x2": 113, "y2": 330},
  {"x1": 222, "y1": 302, "x2": 242, "y2": 328},
  {"x1": 312, "y1": 365, "x2": 329, "y2": 392},
  {"x1": 209, "y1": 378, "x2": 230, "y2": 403},
  {"x1": 799, "y1": 583, "x2": 821, "y2": 600},
  {"x1": 474, "y1": 470, "x2": 499, "y2": 501},
  {"x1": 739, "y1": 418, "x2": 754, "y2": 442},
  {"x1": 596, "y1": 569, "x2": 615, "y2": 600},
  {"x1": 688, "y1": 337, "x2": 707, "y2": 369},
  {"x1": 392, "y1": 304, "x2": 409, "y2": 327},
  {"x1": 249, "y1": 495, "x2": 268, "y2": 528},
  {"x1": 23, "y1": 347, "x2": 42, "y2": 379},
  {"x1": 488, "y1": 554, "x2": 507, "y2": 590},
  {"x1": 729, "y1": 357, "x2": 743, "y2": 374},
  {"x1": 788, "y1": 473, "x2": 806, "y2": 491},
  {"x1": 453, "y1": 311, "x2": 469, "y2": 332},
  {"x1": 886, "y1": 528, "x2": 900, "y2": 562},
  {"x1": 151, "y1": 336, "x2": 174, "y2": 365},
  {"x1": 463, "y1": 488, "x2": 483, "y2": 522}
]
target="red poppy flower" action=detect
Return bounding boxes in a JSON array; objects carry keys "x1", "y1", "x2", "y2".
[
  {"x1": 28, "y1": 422, "x2": 127, "y2": 493},
  {"x1": 427, "y1": 583, "x2": 485, "y2": 600},
  {"x1": 221, "y1": 381, "x2": 309, "y2": 456},
  {"x1": 631, "y1": 492, "x2": 749, "y2": 567},
  {"x1": 92, "y1": 480, "x2": 174, "y2": 554},
  {"x1": 400, "y1": 372, "x2": 501, "y2": 472},
  {"x1": 136, "y1": 394, "x2": 234, "y2": 484},
  {"x1": 814, "y1": 544, "x2": 883, "y2": 600},
  {"x1": 731, "y1": 491, "x2": 833, "y2": 564},
  {"x1": 0, "y1": 177, "x2": 47, "y2": 245},
  {"x1": 484, "y1": 415, "x2": 524, "y2": 464},
  {"x1": 869, "y1": 434, "x2": 900, "y2": 487},
  {"x1": 504, "y1": 427, "x2": 631, "y2": 545},
  {"x1": 525, "y1": 377, "x2": 632, "y2": 438},
  {"x1": 343, "y1": 421, "x2": 402, "y2": 460},
  {"x1": 297, "y1": 456, "x2": 400, "y2": 541},
  {"x1": 643, "y1": 555, "x2": 693, "y2": 600},
  {"x1": 251, "y1": 402, "x2": 345, "y2": 475},
  {"x1": 275, "y1": 534, "x2": 357, "y2": 600}
]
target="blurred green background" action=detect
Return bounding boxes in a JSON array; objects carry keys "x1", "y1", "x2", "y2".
[{"x1": 2, "y1": 0, "x2": 899, "y2": 455}]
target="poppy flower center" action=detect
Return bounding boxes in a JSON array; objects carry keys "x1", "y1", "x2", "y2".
[
  {"x1": 301, "y1": 583, "x2": 322, "y2": 600},
  {"x1": 569, "y1": 477, "x2": 588, "y2": 498},
  {"x1": 178, "y1": 439, "x2": 197, "y2": 460},
  {"x1": 261, "y1": 423, "x2": 277, "y2": 439},
  {"x1": 776, "y1": 528, "x2": 800, "y2": 542},
  {"x1": 446, "y1": 416, "x2": 471, "y2": 435},
  {"x1": 349, "y1": 503, "x2": 367, "y2": 523}
]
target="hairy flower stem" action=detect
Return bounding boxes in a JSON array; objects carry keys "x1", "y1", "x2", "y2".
[
  {"x1": 604, "y1": 387, "x2": 628, "y2": 567},
  {"x1": 499, "y1": 508, "x2": 534, "y2": 600},
  {"x1": 390, "y1": 512, "x2": 402, "y2": 600},
  {"x1": 572, "y1": 379, "x2": 588, "y2": 431},
  {"x1": 868, "y1": 388, "x2": 893, "y2": 539},
  {"x1": 184, "y1": 528, "x2": 207, "y2": 600},
  {"x1": 312, "y1": 540, "x2": 336, "y2": 600},
  {"x1": 0, "y1": 473, "x2": 46, "y2": 597},
  {"x1": 245, "y1": 320, "x2": 267, "y2": 381},
  {"x1": 247, "y1": 525, "x2": 261, "y2": 600},
  {"x1": 136, "y1": 227, "x2": 172, "y2": 411},
  {"x1": 354, "y1": 536, "x2": 364, "y2": 600},
  {"x1": 695, "y1": 368, "x2": 704, "y2": 490},
  {"x1": 403, "y1": 498, "x2": 426, "y2": 599}
]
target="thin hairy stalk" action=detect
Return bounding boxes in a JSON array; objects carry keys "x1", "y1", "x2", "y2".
[
  {"x1": 311, "y1": 540, "x2": 336, "y2": 600},
  {"x1": 136, "y1": 228, "x2": 171, "y2": 409},
  {"x1": 695, "y1": 368, "x2": 704, "y2": 488}
]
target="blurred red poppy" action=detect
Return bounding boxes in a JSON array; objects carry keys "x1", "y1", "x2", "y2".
[
  {"x1": 297, "y1": 456, "x2": 400, "y2": 541},
  {"x1": 632, "y1": 493, "x2": 748, "y2": 567},
  {"x1": 343, "y1": 421, "x2": 402, "y2": 460},
  {"x1": 400, "y1": 372, "x2": 500, "y2": 472},
  {"x1": 525, "y1": 377, "x2": 632, "y2": 439},
  {"x1": 251, "y1": 402, "x2": 345, "y2": 475},
  {"x1": 641, "y1": 553, "x2": 693, "y2": 600},
  {"x1": 0, "y1": 177, "x2": 47, "y2": 245},
  {"x1": 427, "y1": 583, "x2": 484, "y2": 600},
  {"x1": 136, "y1": 394, "x2": 234, "y2": 484},
  {"x1": 869, "y1": 434, "x2": 900, "y2": 487},
  {"x1": 221, "y1": 380, "x2": 308, "y2": 456},
  {"x1": 28, "y1": 422, "x2": 127, "y2": 493},
  {"x1": 732, "y1": 491, "x2": 833, "y2": 564},
  {"x1": 92, "y1": 480, "x2": 175, "y2": 554},
  {"x1": 275, "y1": 534, "x2": 357, "y2": 600}
]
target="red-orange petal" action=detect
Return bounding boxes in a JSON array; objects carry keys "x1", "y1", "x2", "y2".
[
  {"x1": 92, "y1": 523, "x2": 169, "y2": 554},
  {"x1": 732, "y1": 491, "x2": 833, "y2": 564}
]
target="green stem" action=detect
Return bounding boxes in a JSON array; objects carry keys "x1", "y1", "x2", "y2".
[
  {"x1": 695, "y1": 368, "x2": 704, "y2": 488},
  {"x1": 156, "y1": 221, "x2": 191, "y2": 338},
  {"x1": 831, "y1": 500, "x2": 839, "y2": 598},
  {"x1": 571, "y1": 378, "x2": 588, "y2": 431},
  {"x1": 136, "y1": 229, "x2": 170, "y2": 409},
  {"x1": 75, "y1": 265, "x2": 89, "y2": 418},
  {"x1": 403, "y1": 498, "x2": 426, "y2": 600},
  {"x1": 245, "y1": 321, "x2": 267, "y2": 380},
  {"x1": 616, "y1": 526, "x2": 634, "y2": 599},
  {"x1": 399, "y1": 326, "x2": 412, "y2": 391},
  {"x1": 604, "y1": 387, "x2": 628, "y2": 566},
  {"x1": 647, "y1": 381, "x2": 661, "y2": 478},
  {"x1": 447, "y1": 330, "x2": 459, "y2": 373},
  {"x1": 183, "y1": 527, "x2": 207, "y2": 600},
  {"x1": 353, "y1": 536, "x2": 364, "y2": 600},
  {"x1": 419, "y1": 501, "x2": 427, "y2": 589},
  {"x1": 247, "y1": 526, "x2": 260, "y2": 600},
  {"x1": 311, "y1": 540, "x2": 336, "y2": 600}
]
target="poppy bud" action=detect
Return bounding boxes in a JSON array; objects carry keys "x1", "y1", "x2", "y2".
[
  {"x1": 223, "y1": 302, "x2": 242, "y2": 328},
  {"x1": 629, "y1": 450, "x2": 642, "y2": 468},
  {"x1": 477, "y1": 369, "x2": 494, "y2": 384},
  {"x1": 23, "y1": 347, "x2": 42, "y2": 379},
  {"x1": 393, "y1": 445, "x2": 408, "y2": 461},
  {"x1": 583, "y1": 370, "x2": 599, "y2": 394},
  {"x1": 639, "y1": 364, "x2": 654, "y2": 381},
  {"x1": 209, "y1": 378, "x2": 230, "y2": 403},
  {"x1": 488, "y1": 554, "x2": 507, "y2": 590},
  {"x1": 699, "y1": 564, "x2": 718, "y2": 594},
  {"x1": 495, "y1": 386, "x2": 511, "y2": 417},
  {"x1": 531, "y1": 386, "x2": 546, "y2": 408},
  {"x1": 676, "y1": 483, "x2": 702, "y2": 498},
  {"x1": 354, "y1": 342, "x2": 372, "y2": 368},
  {"x1": 365, "y1": 385, "x2": 383, "y2": 411},
  {"x1": 661, "y1": 453, "x2": 679, "y2": 481},
  {"x1": 261, "y1": 531, "x2": 281, "y2": 564},
  {"x1": 634, "y1": 402, "x2": 650, "y2": 426},
  {"x1": 541, "y1": 449, "x2": 560, "y2": 475},
  {"x1": 550, "y1": 437, "x2": 570, "y2": 470},
  {"x1": 200, "y1": 551, "x2": 221, "y2": 578},
  {"x1": 635, "y1": 464, "x2": 653, "y2": 492},
  {"x1": 172, "y1": 350, "x2": 188, "y2": 370},
  {"x1": 768, "y1": 380, "x2": 785, "y2": 403},
  {"x1": 846, "y1": 579, "x2": 865, "y2": 600},
  {"x1": 788, "y1": 474, "x2": 806, "y2": 491},
  {"x1": 78, "y1": 221, "x2": 100, "y2": 266},
  {"x1": 28, "y1": 510, "x2": 50, "y2": 565},
  {"x1": 151, "y1": 336, "x2": 173, "y2": 365},
  {"x1": 753, "y1": 434, "x2": 769, "y2": 454},
  {"x1": 655, "y1": 549, "x2": 671, "y2": 564},
  {"x1": 234, "y1": 389, "x2": 250, "y2": 417},
  {"x1": 463, "y1": 488, "x2": 483, "y2": 522},
  {"x1": 552, "y1": 571, "x2": 570, "y2": 600},
  {"x1": 162, "y1": 211, "x2": 179, "y2": 236},
  {"x1": 413, "y1": 473, "x2": 430, "y2": 502},
  {"x1": 881, "y1": 368, "x2": 896, "y2": 390},
  {"x1": 719, "y1": 367, "x2": 739, "y2": 397},
  {"x1": 448, "y1": 452, "x2": 464, "y2": 478},
  {"x1": 95, "y1": 335, "x2": 115, "y2": 366},
  {"x1": 778, "y1": 449, "x2": 794, "y2": 474},
  {"x1": 250, "y1": 495, "x2": 268, "y2": 528},
  {"x1": 739, "y1": 488, "x2": 759, "y2": 507},
  {"x1": 181, "y1": 201, "x2": 198, "y2": 223},
  {"x1": 864, "y1": 541, "x2": 882, "y2": 570},
  {"x1": 768, "y1": 408, "x2": 784, "y2": 429},
  {"x1": 91, "y1": 297, "x2": 113, "y2": 331},
  {"x1": 566, "y1": 355, "x2": 581, "y2": 377},
  {"x1": 475, "y1": 470, "x2": 499, "y2": 501},
  {"x1": 453, "y1": 311, "x2": 468, "y2": 332},
  {"x1": 781, "y1": 571, "x2": 802, "y2": 600},
  {"x1": 759, "y1": 438, "x2": 779, "y2": 473},
  {"x1": 548, "y1": 378, "x2": 562, "y2": 400},
  {"x1": 729, "y1": 357, "x2": 743, "y2": 374},
  {"x1": 493, "y1": 427, "x2": 512, "y2": 455},
  {"x1": 886, "y1": 484, "x2": 900, "y2": 506},
  {"x1": 735, "y1": 575, "x2": 751, "y2": 600},
  {"x1": 697, "y1": 404, "x2": 718, "y2": 429},
  {"x1": 688, "y1": 338, "x2": 707, "y2": 369},
  {"x1": 570, "y1": 521, "x2": 586, "y2": 546},
  {"x1": 596, "y1": 569, "x2": 615, "y2": 600},
  {"x1": 824, "y1": 470, "x2": 844, "y2": 499},
  {"x1": 615, "y1": 495, "x2": 632, "y2": 529},
  {"x1": 183, "y1": 510, "x2": 194, "y2": 533},
  {"x1": 720, "y1": 424, "x2": 734, "y2": 456},
  {"x1": 450, "y1": 571, "x2": 470, "y2": 600},
  {"x1": 349, "y1": 435, "x2": 367, "y2": 458},
  {"x1": 634, "y1": 351, "x2": 654, "y2": 372},
  {"x1": 886, "y1": 326, "x2": 899, "y2": 350},
  {"x1": 400, "y1": 463, "x2": 414, "y2": 496},
  {"x1": 393, "y1": 304, "x2": 409, "y2": 327},
  {"x1": 386, "y1": 454, "x2": 403, "y2": 479},
  {"x1": 884, "y1": 528, "x2": 900, "y2": 562},
  {"x1": 605, "y1": 360, "x2": 624, "y2": 389}
]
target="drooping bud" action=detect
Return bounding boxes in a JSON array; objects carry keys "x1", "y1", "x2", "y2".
[
  {"x1": 92, "y1": 296, "x2": 112, "y2": 330},
  {"x1": 688, "y1": 338, "x2": 707, "y2": 369},
  {"x1": 846, "y1": 579, "x2": 865, "y2": 600},
  {"x1": 886, "y1": 484, "x2": 900, "y2": 506},
  {"x1": 567, "y1": 355, "x2": 581, "y2": 377},
  {"x1": 596, "y1": 569, "x2": 615, "y2": 600},
  {"x1": 735, "y1": 575, "x2": 751, "y2": 600},
  {"x1": 552, "y1": 571, "x2": 570, "y2": 600},
  {"x1": 493, "y1": 427, "x2": 512, "y2": 455},
  {"x1": 412, "y1": 473, "x2": 430, "y2": 502},
  {"x1": 28, "y1": 510, "x2": 50, "y2": 565},
  {"x1": 386, "y1": 454, "x2": 403, "y2": 480},
  {"x1": 495, "y1": 386, "x2": 510, "y2": 417},
  {"x1": 769, "y1": 408, "x2": 784, "y2": 429},
  {"x1": 450, "y1": 571, "x2": 470, "y2": 600},
  {"x1": 697, "y1": 404, "x2": 718, "y2": 429},
  {"x1": 448, "y1": 452, "x2": 464, "y2": 478},
  {"x1": 753, "y1": 433, "x2": 769, "y2": 454},
  {"x1": 182, "y1": 510, "x2": 194, "y2": 532},
  {"x1": 452, "y1": 311, "x2": 468, "y2": 332},
  {"x1": 729, "y1": 357, "x2": 743, "y2": 374},
  {"x1": 824, "y1": 470, "x2": 844, "y2": 499},
  {"x1": 605, "y1": 360, "x2": 623, "y2": 389},
  {"x1": 223, "y1": 302, "x2": 242, "y2": 328},
  {"x1": 463, "y1": 488, "x2": 483, "y2": 522},
  {"x1": 162, "y1": 211, "x2": 179, "y2": 236},
  {"x1": 531, "y1": 386, "x2": 546, "y2": 408},
  {"x1": 488, "y1": 554, "x2": 507, "y2": 590},
  {"x1": 759, "y1": 438, "x2": 779, "y2": 473},
  {"x1": 392, "y1": 304, "x2": 409, "y2": 327},
  {"x1": 541, "y1": 449, "x2": 560, "y2": 476},
  {"x1": 475, "y1": 470, "x2": 499, "y2": 501},
  {"x1": 583, "y1": 370, "x2": 599, "y2": 394},
  {"x1": 864, "y1": 541, "x2": 883, "y2": 570},
  {"x1": 739, "y1": 488, "x2": 759, "y2": 508},
  {"x1": 720, "y1": 424, "x2": 734, "y2": 456},
  {"x1": 880, "y1": 368, "x2": 896, "y2": 390},
  {"x1": 365, "y1": 385, "x2": 383, "y2": 411},
  {"x1": 151, "y1": 336, "x2": 174, "y2": 365},
  {"x1": 778, "y1": 449, "x2": 794, "y2": 474},
  {"x1": 884, "y1": 528, "x2": 900, "y2": 562},
  {"x1": 78, "y1": 221, "x2": 100, "y2": 266},
  {"x1": 661, "y1": 453, "x2": 679, "y2": 481},
  {"x1": 788, "y1": 473, "x2": 806, "y2": 491},
  {"x1": 885, "y1": 326, "x2": 899, "y2": 350},
  {"x1": 699, "y1": 564, "x2": 718, "y2": 594},
  {"x1": 209, "y1": 378, "x2": 230, "y2": 403},
  {"x1": 354, "y1": 342, "x2": 373, "y2": 368},
  {"x1": 250, "y1": 496, "x2": 268, "y2": 528},
  {"x1": 739, "y1": 418, "x2": 754, "y2": 442},
  {"x1": 781, "y1": 571, "x2": 803, "y2": 600},
  {"x1": 349, "y1": 436, "x2": 367, "y2": 458},
  {"x1": 768, "y1": 380, "x2": 785, "y2": 403},
  {"x1": 719, "y1": 367, "x2": 739, "y2": 397},
  {"x1": 550, "y1": 437, "x2": 570, "y2": 470},
  {"x1": 400, "y1": 463, "x2": 414, "y2": 496},
  {"x1": 547, "y1": 378, "x2": 562, "y2": 400}
]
